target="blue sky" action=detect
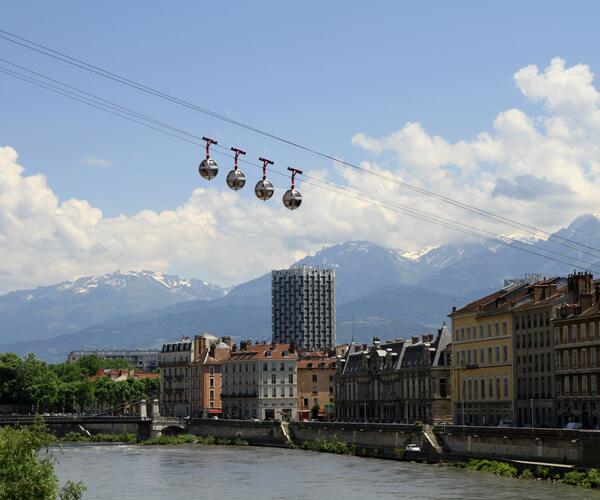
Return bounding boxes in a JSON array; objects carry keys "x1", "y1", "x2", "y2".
[{"x1": 2, "y1": 1, "x2": 600, "y2": 291}]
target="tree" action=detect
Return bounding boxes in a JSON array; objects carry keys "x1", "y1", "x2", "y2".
[
  {"x1": 76, "y1": 355, "x2": 101, "y2": 377},
  {"x1": 0, "y1": 418, "x2": 85, "y2": 499},
  {"x1": 311, "y1": 404, "x2": 320, "y2": 420}
]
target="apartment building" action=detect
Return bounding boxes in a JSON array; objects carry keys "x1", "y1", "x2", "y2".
[
  {"x1": 159, "y1": 337, "x2": 195, "y2": 417},
  {"x1": 221, "y1": 341, "x2": 298, "y2": 421},
  {"x1": 297, "y1": 353, "x2": 337, "y2": 420},
  {"x1": 553, "y1": 273, "x2": 600, "y2": 427},
  {"x1": 190, "y1": 334, "x2": 232, "y2": 417},
  {"x1": 272, "y1": 266, "x2": 336, "y2": 350},
  {"x1": 511, "y1": 278, "x2": 567, "y2": 427},
  {"x1": 450, "y1": 283, "x2": 529, "y2": 426}
]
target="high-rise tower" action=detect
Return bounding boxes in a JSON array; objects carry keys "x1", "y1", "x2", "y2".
[{"x1": 271, "y1": 266, "x2": 336, "y2": 350}]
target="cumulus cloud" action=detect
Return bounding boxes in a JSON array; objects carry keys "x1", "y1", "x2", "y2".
[{"x1": 4, "y1": 57, "x2": 600, "y2": 293}]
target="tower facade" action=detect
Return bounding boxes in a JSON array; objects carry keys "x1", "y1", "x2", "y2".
[{"x1": 271, "y1": 266, "x2": 336, "y2": 350}]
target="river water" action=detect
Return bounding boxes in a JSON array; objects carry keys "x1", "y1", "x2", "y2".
[{"x1": 53, "y1": 444, "x2": 597, "y2": 499}]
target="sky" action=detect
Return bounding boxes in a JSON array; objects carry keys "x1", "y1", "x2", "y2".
[{"x1": 2, "y1": 1, "x2": 600, "y2": 293}]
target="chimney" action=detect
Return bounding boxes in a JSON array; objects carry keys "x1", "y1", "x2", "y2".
[
  {"x1": 231, "y1": 343, "x2": 237, "y2": 353},
  {"x1": 221, "y1": 336, "x2": 232, "y2": 347},
  {"x1": 452, "y1": 306, "x2": 456, "y2": 313},
  {"x1": 531, "y1": 285, "x2": 545, "y2": 304},
  {"x1": 270, "y1": 340, "x2": 276, "y2": 351},
  {"x1": 209, "y1": 343, "x2": 216, "y2": 358},
  {"x1": 411, "y1": 336, "x2": 419, "y2": 345},
  {"x1": 289, "y1": 340, "x2": 296, "y2": 354}
]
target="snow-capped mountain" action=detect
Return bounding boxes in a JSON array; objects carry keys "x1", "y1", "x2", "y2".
[
  {"x1": 0, "y1": 270, "x2": 227, "y2": 342},
  {"x1": 4, "y1": 213, "x2": 600, "y2": 361}
]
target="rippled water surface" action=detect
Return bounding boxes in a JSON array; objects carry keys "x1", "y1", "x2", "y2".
[{"x1": 53, "y1": 444, "x2": 598, "y2": 499}]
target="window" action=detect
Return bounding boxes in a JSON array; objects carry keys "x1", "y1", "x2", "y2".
[
  {"x1": 572, "y1": 350, "x2": 578, "y2": 369},
  {"x1": 209, "y1": 390, "x2": 214, "y2": 400},
  {"x1": 591, "y1": 322, "x2": 596, "y2": 340},
  {"x1": 473, "y1": 379, "x2": 479, "y2": 400},
  {"x1": 289, "y1": 373, "x2": 294, "y2": 384},
  {"x1": 495, "y1": 322, "x2": 500, "y2": 336},
  {"x1": 503, "y1": 376, "x2": 509, "y2": 398},
  {"x1": 272, "y1": 387, "x2": 276, "y2": 397},
  {"x1": 480, "y1": 348, "x2": 485, "y2": 365},
  {"x1": 271, "y1": 373, "x2": 276, "y2": 384},
  {"x1": 312, "y1": 374, "x2": 318, "y2": 382},
  {"x1": 563, "y1": 350, "x2": 569, "y2": 369},
  {"x1": 209, "y1": 378, "x2": 214, "y2": 387},
  {"x1": 312, "y1": 385, "x2": 318, "y2": 395},
  {"x1": 468, "y1": 379, "x2": 472, "y2": 400},
  {"x1": 488, "y1": 378, "x2": 493, "y2": 398},
  {"x1": 263, "y1": 363, "x2": 268, "y2": 371},
  {"x1": 209, "y1": 366, "x2": 215, "y2": 375},
  {"x1": 280, "y1": 362, "x2": 285, "y2": 371},
  {"x1": 581, "y1": 323, "x2": 587, "y2": 341},
  {"x1": 487, "y1": 323, "x2": 492, "y2": 338},
  {"x1": 502, "y1": 321, "x2": 507, "y2": 336},
  {"x1": 289, "y1": 387, "x2": 294, "y2": 397},
  {"x1": 495, "y1": 346, "x2": 500, "y2": 363},
  {"x1": 562, "y1": 326, "x2": 568, "y2": 344},
  {"x1": 488, "y1": 348, "x2": 492, "y2": 364},
  {"x1": 496, "y1": 377, "x2": 501, "y2": 399},
  {"x1": 592, "y1": 375, "x2": 598, "y2": 395},
  {"x1": 503, "y1": 345, "x2": 508, "y2": 362},
  {"x1": 480, "y1": 379, "x2": 485, "y2": 400},
  {"x1": 280, "y1": 387, "x2": 285, "y2": 397},
  {"x1": 592, "y1": 348, "x2": 597, "y2": 368},
  {"x1": 462, "y1": 380, "x2": 466, "y2": 399},
  {"x1": 582, "y1": 349, "x2": 588, "y2": 369},
  {"x1": 573, "y1": 376, "x2": 579, "y2": 395},
  {"x1": 440, "y1": 378, "x2": 447, "y2": 398},
  {"x1": 263, "y1": 388, "x2": 268, "y2": 397},
  {"x1": 272, "y1": 363, "x2": 276, "y2": 371},
  {"x1": 479, "y1": 325, "x2": 484, "y2": 339},
  {"x1": 583, "y1": 376, "x2": 588, "y2": 395}
]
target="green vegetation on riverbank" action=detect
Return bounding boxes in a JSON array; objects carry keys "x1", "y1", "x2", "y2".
[
  {"x1": 300, "y1": 435, "x2": 356, "y2": 455},
  {"x1": 464, "y1": 459, "x2": 600, "y2": 489},
  {"x1": 60, "y1": 432, "x2": 137, "y2": 444},
  {"x1": 141, "y1": 434, "x2": 249, "y2": 446},
  {"x1": 0, "y1": 419, "x2": 85, "y2": 499}
]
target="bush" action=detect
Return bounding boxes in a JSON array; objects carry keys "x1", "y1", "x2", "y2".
[
  {"x1": 394, "y1": 447, "x2": 405, "y2": 459},
  {"x1": 197, "y1": 435, "x2": 215, "y2": 445},
  {"x1": 60, "y1": 432, "x2": 136, "y2": 444},
  {"x1": 300, "y1": 435, "x2": 355, "y2": 455},
  {"x1": 465, "y1": 459, "x2": 517, "y2": 477},
  {"x1": 233, "y1": 438, "x2": 249, "y2": 446},
  {"x1": 215, "y1": 438, "x2": 231, "y2": 445},
  {"x1": 520, "y1": 469, "x2": 534, "y2": 479},
  {"x1": 142, "y1": 434, "x2": 197, "y2": 445},
  {"x1": 534, "y1": 466, "x2": 550, "y2": 479}
]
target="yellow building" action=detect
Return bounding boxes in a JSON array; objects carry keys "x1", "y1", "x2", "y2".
[{"x1": 449, "y1": 283, "x2": 529, "y2": 426}]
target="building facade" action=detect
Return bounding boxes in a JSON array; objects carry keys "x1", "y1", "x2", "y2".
[
  {"x1": 159, "y1": 337, "x2": 195, "y2": 417},
  {"x1": 335, "y1": 326, "x2": 452, "y2": 424},
  {"x1": 68, "y1": 349, "x2": 159, "y2": 371},
  {"x1": 271, "y1": 266, "x2": 336, "y2": 350},
  {"x1": 221, "y1": 341, "x2": 298, "y2": 421},
  {"x1": 512, "y1": 278, "x2": 566, "y2": 427},
  {"x1": 297, "y1": 354, "x2": 337, "y2": 420},
  {"x1": 190, "y1": 335, "x2": 232, "y2": 418},
  {"x1": 450, "y1": 284, "x2": 528, "y2": 426},
  {"x1": 554, "y1": 273, "x2": 600, "y2": 427}
]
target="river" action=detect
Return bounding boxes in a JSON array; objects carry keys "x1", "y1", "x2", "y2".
[{"x1": 53, "y1": 444, "x2": 597, "y2": 499}]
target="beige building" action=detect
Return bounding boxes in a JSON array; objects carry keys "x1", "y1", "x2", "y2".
[{"x1": 297, "y1": 354, "x2": 337, "y2": 420}]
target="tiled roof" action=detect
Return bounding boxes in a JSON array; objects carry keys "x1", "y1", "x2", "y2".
[{"x1": 226, "y1": 343, "x2": 298, "y2": 361}]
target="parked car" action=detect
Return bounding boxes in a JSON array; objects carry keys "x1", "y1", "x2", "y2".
[
  {"x1": 405, "y1": 444, "x2": 421, "y2": 452},
  {"x1": 564, "y1": 422, "x2": 583, "y2": 430}
]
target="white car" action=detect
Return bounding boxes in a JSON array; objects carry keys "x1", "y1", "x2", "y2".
[{"x1": 406, "y1": 444, "x2": 421, "y2": 452}]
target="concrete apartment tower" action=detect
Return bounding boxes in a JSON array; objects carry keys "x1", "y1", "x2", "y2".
[{"x1": 271, "y1": 266, "x2": 336, "y2": 350}]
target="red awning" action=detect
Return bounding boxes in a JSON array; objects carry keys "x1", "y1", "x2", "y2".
[{"x1": 207, "y1": 409, "x2": 222, "y2": 414}]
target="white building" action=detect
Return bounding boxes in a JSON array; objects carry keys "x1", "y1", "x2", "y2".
[{"x1": 222, "y1": 341, "x2": 298, "y2": 421}]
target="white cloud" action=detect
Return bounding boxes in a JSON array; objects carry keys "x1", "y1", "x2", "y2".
[
  {"x1": 4, "y1": 57, "x2": 600, "y2": 293},
  {"x1": 82, "y1": 155, "x2": 112, "y2": 167}
]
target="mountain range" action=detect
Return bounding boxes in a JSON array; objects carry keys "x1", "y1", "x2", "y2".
[{"x1": 3, "y1": 213, "x2": 600, "y2": 362}]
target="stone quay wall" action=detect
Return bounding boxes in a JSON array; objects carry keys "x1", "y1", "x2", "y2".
[
  {"x1": 435, "y1": 425, "x2": 600, "y2": 468},
  {"x1": 186, "y1": 418, "x2": 286, "y2": 446}
]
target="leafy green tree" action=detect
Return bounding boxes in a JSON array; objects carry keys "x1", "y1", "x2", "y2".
[
  {"x1": 0, "y1": 353, "x2": 21, "y2": 404},
  {"x1": 0, "y1": 418, "x2": 85, "y2": 499},
  {"x1": 16, "y1": 354, "x2": 59, "y2": 412},
  {"x1": 311, "y1": 404, "x2": 320, "y2": 420},
  {"x1": 76, "y1": 355, "x2": 101, "y2": 377}
]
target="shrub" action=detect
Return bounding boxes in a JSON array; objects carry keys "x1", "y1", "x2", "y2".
[
  {"x1": 215, "y1": 438, "x2": 231, "y2": 445},
  {"x1": 233, "y1": 438, "x2": 249, "y2": 446},
  {"x1": 300, "y1": 435, "x2": 355, "y2": 455},
  {"x1": 142, "y1": 434, "x2": 197, "y2": 445},
  {"x1": 534, "y1": 466, "x2": 550, "y2": 479},
  {"x1": 465, "y1": 459, "x2": 517, "y2": 478},
  {"x1": 520, "y1": 469, "x2": 534, "y2": 480},
  {"x1": 394, "y1": 447, "x2": 405, "y2": 459}
]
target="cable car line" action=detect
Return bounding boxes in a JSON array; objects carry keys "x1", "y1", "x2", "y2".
[
  {"x1": 2, "y1": 62, "x2": 600, "y2": 273},
  {"x1": 1, "y1": 27, "x2": 598, "y2": 257}
]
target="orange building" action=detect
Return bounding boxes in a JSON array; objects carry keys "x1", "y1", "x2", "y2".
[
  {"x1": 297, "y1": 354, "x2": 337, "y2": 420},
  {"x1": 190, "y1": 334, "x2": 232, "y2": 417}
]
